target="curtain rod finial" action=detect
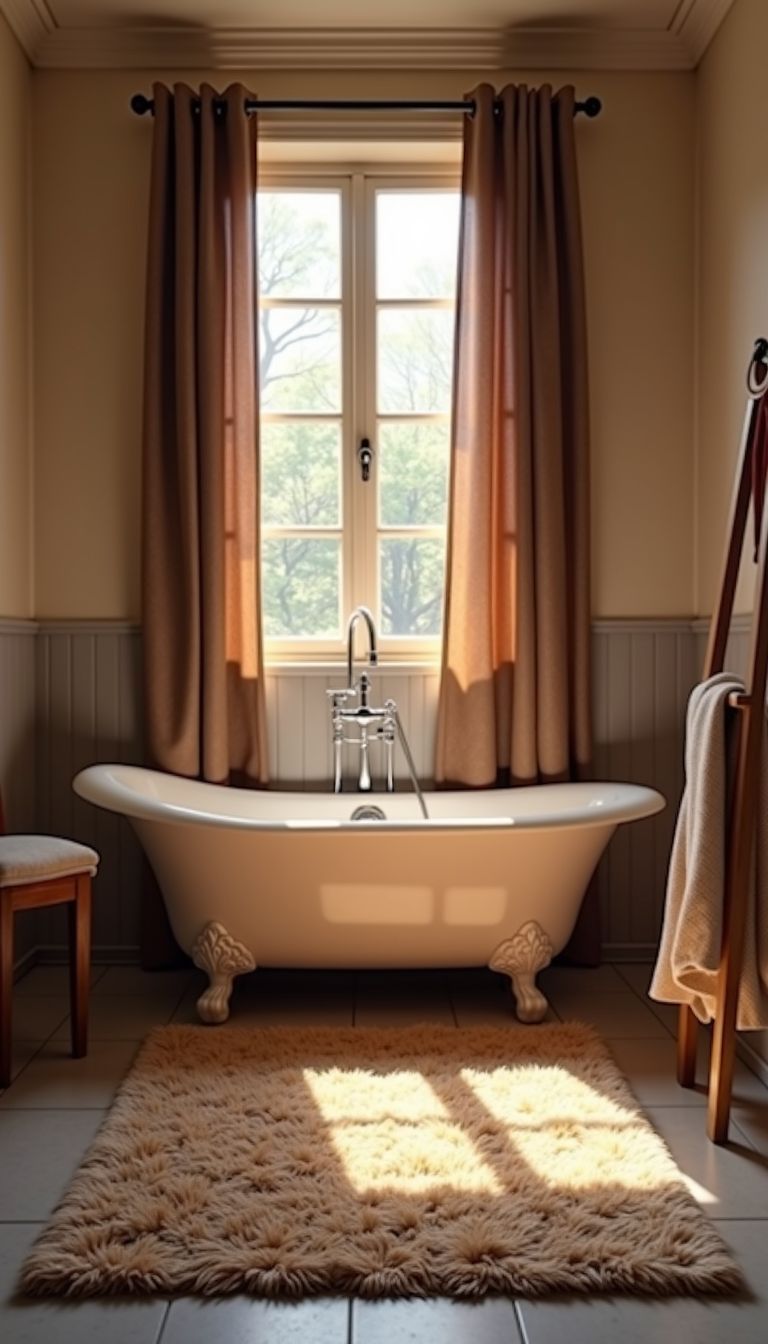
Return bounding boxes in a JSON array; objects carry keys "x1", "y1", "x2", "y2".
[
  {"x1": 131, "y1": 93, "x2": 153, "y2": 116},
  {"x1": 582, "y1": 96, "x2": 602, "y2": 118}
]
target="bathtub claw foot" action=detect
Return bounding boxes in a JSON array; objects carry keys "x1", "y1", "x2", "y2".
[
  {"x1": 191, "y1": 921, "x2": 256, "y2": 1025},
  {"x1": 489, "y1": 922, "x2": 554, "y2": 1024},
  {"x1": 196, "y1": 974, "x2": 237, "y2": 1024},
  {"x1": 507, "y1": 972, "x2": 550, "y2": 1024}
]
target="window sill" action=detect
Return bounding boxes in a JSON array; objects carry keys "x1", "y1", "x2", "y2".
[{"x1": 265, "y1": 659, "x2": 440, "y2": 677}]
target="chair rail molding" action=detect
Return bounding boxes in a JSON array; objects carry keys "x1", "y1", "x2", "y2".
[{"x1": 0, "y1": 1, "x2": 737, "y2": 70}]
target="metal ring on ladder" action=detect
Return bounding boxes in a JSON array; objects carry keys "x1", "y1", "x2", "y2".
[{"x1": 747, "y1": 338, "x2": 768, "y2": 398}]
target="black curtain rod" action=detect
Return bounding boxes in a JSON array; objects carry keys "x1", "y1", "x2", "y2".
[{"x1": 130, "y1": 93, "x2": 602, "y2": 119}]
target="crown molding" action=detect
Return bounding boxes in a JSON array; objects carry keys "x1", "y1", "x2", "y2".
[
  {"x1": 0, "y1": 0, "x2": 54, "y2": 58},
  {"x1": 672, "y1": 0, "x2": 736, "y2": 65},
  {"x1": 502, "y1": 26, "x2": 691, "y2": 71},
  {"x1": 17, "y1": 22, "x2": 694, "y2": 71},
  {"x1": 0, "y1": 0, "x2": 738, "y2": 71},
  {"x1": 24, "y1": 24, "x2": 507, "y2": 70}
]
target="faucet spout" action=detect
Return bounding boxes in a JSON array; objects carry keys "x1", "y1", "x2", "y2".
[{"x1": 346, "y1": 605, "x2": 378, "y2": 691}]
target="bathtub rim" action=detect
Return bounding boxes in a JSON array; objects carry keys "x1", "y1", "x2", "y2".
[{"x1": 72, "y1": 763, "x2": 665, "y2": 834}]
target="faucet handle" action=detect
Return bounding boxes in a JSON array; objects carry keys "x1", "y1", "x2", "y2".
[{"x1": 327, "y1": 688, "x2": 352, "y2": 709}]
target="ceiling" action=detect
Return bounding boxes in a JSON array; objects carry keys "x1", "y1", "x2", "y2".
[{"x1": 0, "y1": 0, "x2": 737, "y2": 68}]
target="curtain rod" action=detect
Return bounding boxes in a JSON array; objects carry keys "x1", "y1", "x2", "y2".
[{"x1": 130, "y1": 94, "x2": 602, "y2": 119}]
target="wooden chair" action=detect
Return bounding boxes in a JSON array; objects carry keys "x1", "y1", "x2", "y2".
[{"x1": 0, "y1": 789, "x2": 99, "y2": 1087}]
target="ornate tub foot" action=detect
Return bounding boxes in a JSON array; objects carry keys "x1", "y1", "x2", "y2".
[
  {"x1": 191, "y1": 921, "x2": 256, "y2": 1024},
  {"x1": 489, "y1": 921, "x2": 554, "y2": 1024}
]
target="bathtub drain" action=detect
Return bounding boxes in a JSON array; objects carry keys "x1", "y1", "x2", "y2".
[{"x1": 350, "y1": 804, "x2": 387, "y2": 822}]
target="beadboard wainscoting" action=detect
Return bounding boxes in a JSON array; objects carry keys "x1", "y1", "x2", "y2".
[
  {"x1": 264, "y1": 663, "x2": 441, "y2": 786},
  {"x1": 590, "y1": 620, "x2": 696, "y2": 959},
  {"x1": 2, "y1": 614, "x2": 748, "y2": 964},
  {"x1": 35, "y1": 622, "x2": 144, "y2": 959},
  {"x1": 0, "y1": 620, "x2": 39, "y2": 970}
]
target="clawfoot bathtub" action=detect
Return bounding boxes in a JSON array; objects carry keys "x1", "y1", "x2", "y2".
[{"x1": 73, "y1": 766, "x2": 664, "y2": 1024}]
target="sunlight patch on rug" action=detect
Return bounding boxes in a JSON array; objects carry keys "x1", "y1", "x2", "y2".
[{"x1": 19, "y1": 1023, "x2": 744, "y2": 1299}]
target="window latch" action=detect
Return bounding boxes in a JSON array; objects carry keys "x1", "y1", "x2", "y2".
[{"x1": 357, "y1": 437, "x2": 374, "y2": 483}]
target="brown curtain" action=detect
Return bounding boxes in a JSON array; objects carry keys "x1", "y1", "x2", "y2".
[
  {"x1": 436, "y1": 83, "x2": 596, "y2": 959},
  {"x1": 141, "y1": 84, "x2": 268, "y2": 964},
  {"x1": 142, "y1": 82, "x2": 268, "y2": 787}
]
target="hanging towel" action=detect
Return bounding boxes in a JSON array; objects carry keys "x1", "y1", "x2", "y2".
[{"x1": 650, "y1": 672, "x2": 768, "y2": 1029}]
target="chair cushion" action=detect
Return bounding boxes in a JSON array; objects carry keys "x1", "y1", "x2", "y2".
[{"x1": 0, "y1": 836, "x2": 99, "y2": 887}]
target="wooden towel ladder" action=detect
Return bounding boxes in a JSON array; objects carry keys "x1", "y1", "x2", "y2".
[{"x1": 677, "y1": 337, "x2": 768, "y2": 1142}]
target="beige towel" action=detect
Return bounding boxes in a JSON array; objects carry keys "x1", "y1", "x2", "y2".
[{"x1": 650, "y1": 672, "x2": 768, "y2": 1029}]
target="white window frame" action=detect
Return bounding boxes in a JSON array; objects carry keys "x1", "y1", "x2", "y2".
[{"x1": 259, "y1": 163, "x2": 460, "y2": 667}]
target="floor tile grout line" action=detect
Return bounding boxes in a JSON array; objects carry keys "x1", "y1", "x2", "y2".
[
  {"x1": 2, "y1": 1038, "x2": 52, "y2": 1094},
  {"x1": 613, "y1": 961, "x2": 643, "y2": 992},
  {"x1": 514, "y1": 1298, "x2": 530, "y2": 1343},
  {"x1": 611, "y1": 961, "x2": 678, "y2": 1040},
  {"x1": 727, "y1": 1112, "x2": 766, "y2": 1157},
  {"x1": 39, "y1": 1006, "x2": 73, "y2": 1047},
  {"x1": 166, "y1": 980, "x2": 198, "y2": 1025},
  {"x1": 91, "y1": 965, "x2": 108, "y2": 990},
  {"x1": 154, "y1": 1300, "x2": 172, "y2": 1344},
  {"x1": 710, "y1": 1215, "x2": 768, "y2": 1221}
]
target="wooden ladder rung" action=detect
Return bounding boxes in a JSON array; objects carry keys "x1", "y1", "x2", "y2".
[{"x1": 727, "y1": 692, "x2": 752, "y2": 710}]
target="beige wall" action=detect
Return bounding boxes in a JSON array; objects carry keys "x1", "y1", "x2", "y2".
[
  {"x1": 31, "y1": 67, "x2": 696, "y2": 619},
  {"x1": 696, "y1": 0, "x2": 768, "y2": 616},
  {"x1": 0, "y1": 14, "x2": 31, "y2": 617}
]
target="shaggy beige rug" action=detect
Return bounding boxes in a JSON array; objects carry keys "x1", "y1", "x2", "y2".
[{"x1": 21, "y1": 1023, "x2": 742, "y2": 1299}]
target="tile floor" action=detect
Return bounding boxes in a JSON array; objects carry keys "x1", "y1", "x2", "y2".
[{"x1": 2, "y1": 960, "x2": 768, "y2": 1341}]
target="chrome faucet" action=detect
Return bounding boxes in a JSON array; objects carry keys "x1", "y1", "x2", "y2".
[
  {"x1": 326, "y1": 608, "x2": 428, "y2": 817},
  {"x1": 328, "y1": 606, "x2": 382, "y2": 793},
  {"x1": 347, "y1": 605, "x2": 378, "y2": 691}
]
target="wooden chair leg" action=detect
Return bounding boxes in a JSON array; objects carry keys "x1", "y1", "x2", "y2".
[
  {"x1": 0, "y1": 893, "x2": 14, "y2": 1089},
  {"x1": 68, "y1": 875, "x2": 92, "y2": 1059},
  {"x1": 677, "y1": 1004, "x2": 699, "y2": 1086}
]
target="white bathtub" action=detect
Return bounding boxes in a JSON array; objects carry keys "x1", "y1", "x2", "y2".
[{"x1": 73, "y1": 764, "x2": 664, "y2": 1025}]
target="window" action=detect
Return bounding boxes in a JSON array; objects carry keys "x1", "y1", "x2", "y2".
[{"x1": 257, "y1": 171, "x2": 461, "y2": 661}]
